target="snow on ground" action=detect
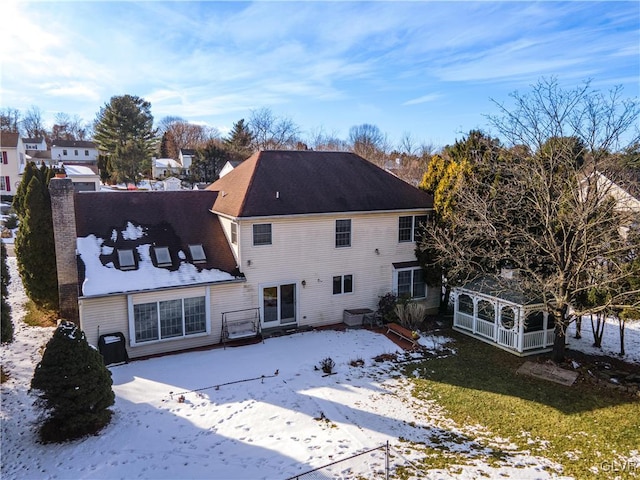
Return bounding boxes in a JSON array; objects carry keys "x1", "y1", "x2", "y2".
[
  {"x1": 567, "y1": 315, "x2": 640, "y2": 365},
  {"x1": 5, "y1": 256, "x2": 634, "y2": 479}
]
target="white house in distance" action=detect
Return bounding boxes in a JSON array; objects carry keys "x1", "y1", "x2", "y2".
[
  {"x1": 151, "y1": 157, "x2": 182, "y2": 179},
  {"x1": 219, "y1": 160, "x2": 242, "y2": 178},
  {"x1": 22, "y1": 137, "x2": 47, "y2": 152},
  {"x1": 179, "y1": 148, "x2": 195, "y2": 174},
  {"x1": 49, "y1": 150, "x2": 438, "y2": 360},
  {"x1": 51, "y1": 140, "x2": 99, "y2": 164},
  {"x1": 0, "y1": 132, "x2": 25, "y2": 196}
]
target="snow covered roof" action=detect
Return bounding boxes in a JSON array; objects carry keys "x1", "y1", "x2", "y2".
[
  {"x1": 63, "y1": 165, "x2": 98, "y2": 176},
  {"x1": 73, "y1": 191, "x2": 241, "y2": 297},
  {"x1": 154, "y1": 158, "x2": 181, "y2": 169}
]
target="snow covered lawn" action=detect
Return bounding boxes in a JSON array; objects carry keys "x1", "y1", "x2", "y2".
[{"x1": 2, "y1": 255, "x2": 637, "y2": 479}]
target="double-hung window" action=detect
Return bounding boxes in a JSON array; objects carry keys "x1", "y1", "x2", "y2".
[
  {"x1": 398, "y1": 215, "x2": 429, "y2": 243},
  {"x1": 395, "y1": 267, "x2": 426, "y2": 299},
  {"x1": 333, "y1": 274, "x2": 353, "y2": 295},
  {"x1": 335, "y1": 219, "x2": 351, "y2": 248},
  {"x1": 253, "y1": 223, "x2": 272, "y2": 246},
  {"x1": 132, "y1": 296, "x2": 207, "y2": 344},
  {"x1": 230, "y1": 222, "x2": 238, "y2": 244}
]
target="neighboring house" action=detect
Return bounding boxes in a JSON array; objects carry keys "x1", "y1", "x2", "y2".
[
  {"x1": 151, "y1": 158, "x2": 182, "y2": 179},
  {"x1": 179, "y1": 148, "x2": 195, "y2": 174},
  {"x1": 219, "y1": 160, "x2": 242, "y2": 178},
  {"x1": 0, "y1": 132, "x2": 25, "y2": 196},
  {"x1": 23, "y1": 137, "x2": 47, "y2": 151},
  {"x1": 50, "y1": 150, "x2": 437, "y2": 360},
  {"x1": 51, "y1": 140, "x2": 99, "y2": 164}
]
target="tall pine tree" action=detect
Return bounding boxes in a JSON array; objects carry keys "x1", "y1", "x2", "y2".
[
  {"x1": 14, "y1": 163, "x2": 58, "y2": 311},
  {"x1": 93, "y1": 94, "x2": 157, "y2": 185},
  {"x1": 1, "y1": 242, "x2": 13, "y2": 343},
  {"x1": 224, "y1": 118, "x2": 253, "y2": 161},
  {"x1": 31, "y1": 321, "x2": 115, "y2": 442}
]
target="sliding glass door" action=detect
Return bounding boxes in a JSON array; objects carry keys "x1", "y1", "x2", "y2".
[{"x1": 261, "y1": 283, "x2": 296, "y2": 326}]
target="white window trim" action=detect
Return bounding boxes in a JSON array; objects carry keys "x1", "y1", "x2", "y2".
[
  {"x1": 393, "y1": 267, "x2": 427, "y2": 299},
  {"x1": 399, "y1": 215, "x2": 429, "y2": 243},
  {"x1": 127, "y1": 288, "x2": 211, "y2": 347},
  {"x1": 253, "y1": 223, "x2": 272, "y2": 246},
  {"x1": 230, "y1": 222, "x2": 238, "y2": 245},
  {"x1": 335, "y1": 219, "x2": 352, "y2": 248}
]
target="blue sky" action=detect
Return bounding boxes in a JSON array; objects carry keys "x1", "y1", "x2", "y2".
[{"x1": 2, "y1": 1, "x2": 638, "y2": 149}]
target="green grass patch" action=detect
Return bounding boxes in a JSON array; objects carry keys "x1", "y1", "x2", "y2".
[
  {"x1": 22, "y1": 301, "x2": 58, "y2": 327},
  {"x1": 406, "y1": 331, "x2": 640, "y2": 479}
]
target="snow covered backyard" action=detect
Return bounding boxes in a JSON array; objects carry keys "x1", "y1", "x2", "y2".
[{"x1": 1, "y1": 256, "x2": 639, "y2": 479}]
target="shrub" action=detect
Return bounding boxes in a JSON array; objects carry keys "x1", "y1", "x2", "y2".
[
  {"x1": 0, "y1": 242, "x2": 12, "y2": 343},
  {"x1": 395, "y1": 301, "x2": 428, "y2": 330},
  {"x1": 377, "y1": 293, "x2": 399, "y2": 324},
  {"x1": 30, "y1": 321, "x2": 114, "y2": 443},
  {"x1": 319, "y1": 357, "x2": 335, "y2": 374},
  {"x1": 3, "y1": 213, "x2": 18, "y2": 230}
]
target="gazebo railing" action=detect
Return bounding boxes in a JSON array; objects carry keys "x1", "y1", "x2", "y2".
[
  {"x1": 523, "y1": 330, "x2": 546, "y2": 350},
  {"x1": 454, "y1": 312, "x2": 474, "y2": 331},
  {"x1": 498, "y1": 328, "x2": 517, "y2": 348},
  {"x1": 476, "y1": 318, "x2": 495, "y2": 340}
]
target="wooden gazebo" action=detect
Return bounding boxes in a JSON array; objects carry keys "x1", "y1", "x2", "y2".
[{"x1": 452, "y1": 277, "x2": 555, "y2": 356}]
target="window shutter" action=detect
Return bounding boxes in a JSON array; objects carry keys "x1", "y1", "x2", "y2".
[
  {"x1": 2, "y1": 152, "x2": 7, "y2": 164},
  {"x1": 5, "y1": 177, "x2": 10, "y2": 192}
]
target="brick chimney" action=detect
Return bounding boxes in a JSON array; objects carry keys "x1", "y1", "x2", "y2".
[{"x1": 49, "y1": 177, "x2": 80, "y2": 324}]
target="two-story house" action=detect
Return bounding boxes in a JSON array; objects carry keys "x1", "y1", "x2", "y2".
[
  {"x1": 51, "y1": 140, "x2": 99, "y2": 164},
  {"x1": 50, "y1": 150, "x2": 436, "y2": 359},
  {"x1": 0, "y1": 132, "x2": 25, "y2": 196}
]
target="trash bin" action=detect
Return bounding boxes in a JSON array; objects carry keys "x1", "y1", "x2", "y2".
[{"x1": 98, "y1": 332, "x2": 129, "y2": 366}]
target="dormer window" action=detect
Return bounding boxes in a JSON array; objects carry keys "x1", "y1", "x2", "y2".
[
  {"x1": 188, "y1": 244, "x2": 206, "y2": 264},
  {"x1": 154, "y1": 246, "x2": 172, "y2": 267},
  {"x1": 117, "y1": 249, "x2": 136, "y2": 270}
]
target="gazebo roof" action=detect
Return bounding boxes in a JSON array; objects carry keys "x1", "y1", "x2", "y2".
[{"x1": 457, "y1": 276, "x2": 545, "y2": 307}]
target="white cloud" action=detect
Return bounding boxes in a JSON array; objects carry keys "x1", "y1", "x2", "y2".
[{"x1": 403, "y1": 94, "x2": 442, "y2": 106}]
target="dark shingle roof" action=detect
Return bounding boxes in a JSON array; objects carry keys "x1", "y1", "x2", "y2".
[
  {"x1": 207, "y1": 150, "x2": 433, "y2": 218},
  {"x1": 0, "y1": 132, "x2": 20, "y2": 148},
  {"x1": 459, "y1": 277, "x2": 544, "y2": 306},
  {"x1": 74, "y1": 191, "x2": 239, "y2": 279},
  {"x1": 52, "y1": 140, "x2": 96, "y2": 148}
]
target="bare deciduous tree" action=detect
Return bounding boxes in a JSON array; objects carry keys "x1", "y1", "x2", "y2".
[
  {"x1": 21, "y1": 106, "x2": 47, "y2": 138},
  {"x1": 248, "y1": 108, "x2": 300, "y2": 150},
  {"x1": 0, "y1": 108, "x2": 21, "y2": 133},
  {"x1": 419, "y1": 78, "x2": 640, "y2": 362}
]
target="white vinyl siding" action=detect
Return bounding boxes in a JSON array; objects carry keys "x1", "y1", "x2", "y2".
[{"x1": 238, "y1": 210, "x2": 439, "y2": 329}]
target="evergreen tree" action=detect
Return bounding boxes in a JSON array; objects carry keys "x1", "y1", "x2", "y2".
[
  {"x1": 31, "y1": 321, "x2": 115, "y2": 443},
  {"x1": 224, "y1": 119, "x2": 253, "y2": 161},
  {"x1": 14, "y1": 166, "x2": 58, "y2": 311},
  {"x1": 1, "y1": 242, "x2": 13, "y2": 343},
  {"x1": 191, "y1": 140, "x2": 230, "y2": 183},
  {"x1": 93, "y1": 94, "x2": 157, "y2": 185},
  {"x1": 97, "y1": 154, "x2": 112, "y2": 184}
]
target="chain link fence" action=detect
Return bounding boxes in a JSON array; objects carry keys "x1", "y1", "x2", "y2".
[{"x1": 285, "y1": 442, "x2": 427, "y2": 480}]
